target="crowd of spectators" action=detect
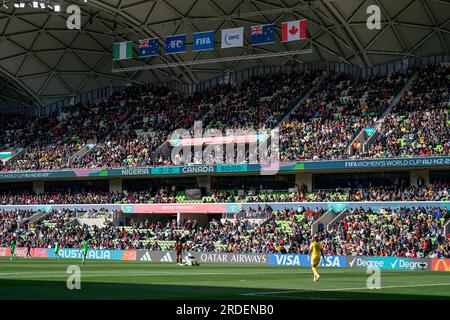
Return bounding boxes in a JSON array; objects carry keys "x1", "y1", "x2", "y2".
[
  {"x1": 0, "y1": 182, "x2": 448, "y2": 205},
  {"x1": 2, "y1": 205, "x2": 448, "y2": 258},
  {"x1": 202, "y1": 71, "x2": 319, "y2": 131},
  {"x1": 0, "y1": 208, "x2": 119, "y2": 248},
  {"x1": 357, "y1": 64, "x2": 449, "y2": 158},
  {"x1": 2, "y1": 87, "x2": 142, "y2": 171},
  {"x1": 279, "y1": 71, "x2": 409, "y2": 161},
  {"x1": 149, "y1": 70, "x2": 320, "y2": 166},
  {"x1": 0, "y1": 82, "x2": 234, "y2": 171},
  {"x1": 0, "y1": 191, "x2": 117, "y2": 205},
  {"x1": 321, "y1": 206, "x2": 449, "y2": 258},
  {"x1": 0, "y1": 64, "x2": 448, "y2": 172},
  {"x1": 0, "y1": 113, "x2": 30, "y2": 150},
  {"x1": 0, "y1": 70, "x2": 320, "y2": 170},
  {"x1": 0, "y1": 209, "x2": 35, "y2": 245},
  {"x1": 70, "y1": 84, "x2": 233, "y2": 168}
]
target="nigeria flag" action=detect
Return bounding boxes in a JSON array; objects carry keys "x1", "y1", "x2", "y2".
[{"x1": 113, "y1": 41, "x2": 133, "y2": 61}]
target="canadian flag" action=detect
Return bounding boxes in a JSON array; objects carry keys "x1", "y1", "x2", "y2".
[{"x1": 281, "y1": 19, "x2": 307, "y2": 42}]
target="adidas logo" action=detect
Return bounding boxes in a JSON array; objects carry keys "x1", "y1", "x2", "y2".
[
  {"x1": 140, "y1": 252, "x2": 152, "y2": 261},
  {"x1": 160, "y1": 252, "x2": 173, "y2": 262}
]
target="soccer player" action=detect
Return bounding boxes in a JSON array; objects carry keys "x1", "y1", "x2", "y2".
[
  {"x1": 25, "y1": 240, "x2": 32, "y2": 259},
  {"x1": 185, "y1": 253, "x2": 199, "y2": 266},
  {"x1": 54, "y1": 241, "x2": 61, "y2": 259},
  {"x1": 81, "y1": 238, "x2": 89, "y2": 265},
  {"x1": 10, "y1": 238, "x2": 16, "y2": 260},
  {"x1": 175, "y1": 239, "x2": 183, "y2": 265},
  {"x1": 308, "y1": 235, "x2": 325, "y2": 282}
]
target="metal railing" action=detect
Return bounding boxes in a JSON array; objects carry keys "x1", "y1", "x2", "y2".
[{"x1": 222, "y1": 211, "x2": 273, "y2": 220}]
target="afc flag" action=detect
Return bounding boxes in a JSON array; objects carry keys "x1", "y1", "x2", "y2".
[
  {"x1": 251, "y1": 24, "x2": 275, "y2": 45},
  {"x1": 138, "y1": 38, "x2": 159, "y2": 58},
  {"x1": 165, "y1": 34, "x2": 187, "y2": 55}
]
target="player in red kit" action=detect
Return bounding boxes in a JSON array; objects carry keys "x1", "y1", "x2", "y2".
[
  {"x1": 175, "y1": 239, "x2": 183, "y2": 265},
  {"x1": 25, "y1": 240, "x2": 32, "y2": 259}
]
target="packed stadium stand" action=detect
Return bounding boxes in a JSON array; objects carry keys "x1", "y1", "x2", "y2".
[
  {"x1": 0, "y1": 64, "x2": 447, "y2": 171},
  {"x1": 0, "y1": 1, "x2": 449, "y2": 264},
  {"x1": 1, "y1": 62, "x2": 449, "y2": 259},
  {"x1": 1, "y1": 182, "x2": 449, "y2": 205},
  {"x1": 1, "y1": 205, "x2": 448, "y2": 258},
  {"x1": 358, "y1": 64, "x2": 450, "y2": 158},
  {"x1": 279, "y1": 70, "x2": 411, "y2": 161}
]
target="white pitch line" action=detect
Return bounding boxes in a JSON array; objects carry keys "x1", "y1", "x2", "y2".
[
  {"x1": 0, "y1": 270, "x2": 346, "y2": 279},
  {"x1": 240, "y1": 282, "x2": 450, "y2": 296}
]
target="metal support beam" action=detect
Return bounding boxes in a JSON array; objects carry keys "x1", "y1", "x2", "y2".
[{"x1": 112, "y1": 48, "x2": 313, "y2": 73}]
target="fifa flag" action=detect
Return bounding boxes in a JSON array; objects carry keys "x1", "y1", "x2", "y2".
[
  {"x1": 251, "y1": 24, "x2": 275, "y2": 45},
  {"x1": 138, "y1": 38, "x2": 159, "y2": 58},
  {"x1": 166, "y1": 34, "x2": 187, "y2": 55},
  {"x1": 113, "y1": 41, "x2": 133, "y2": 60},
  {"x1": 281, "y1": 19, "x2": 307, "y2": 42},
  {"x1": 193, "y1": 31, "x2": 214, "y2": 52},
  {"x1": 221, "y1": 27, "x2": 244, "y2": 49}
]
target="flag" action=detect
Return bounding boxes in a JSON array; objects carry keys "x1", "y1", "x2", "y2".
[
  {"x1": 281, "y1": 19, "x2": 307, "y2": 42},
  {"x1": 221, "y1": 27, "x2": 244, "y2": 49},
  {"x1": 165, "y1": 34, "x2": 187, "y2": 55},
  {"x1": 251, "y1": 24, "x2": 275, "y2": 45},
  {"x1": 193, "y1": 31, "x2": 214, "y2": 52},
  {"x1": 113, "y1": 41, "x2": 133, "y2": 60},
  {"x1": 138, "y1": 38, "x2": 159, "y2": 58}
]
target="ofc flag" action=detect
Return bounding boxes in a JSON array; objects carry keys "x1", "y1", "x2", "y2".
[
  {"x1": 193, "y1": 31, "x2": 214, "y2": 51},
  {"x1": 113, "y1": 41, "x2": 133, "y2": 60},
  {"x1": 138, "y1": 38, "x2": 159, "y2": 58},
  {"x1": 166, "y1": 34, "x2": 187, "y2": 55},
  {"x1": 251, "y1": 24, "x2": 275, "y2": 45},
  {"x1": 281, "y1": 19, "x2": 307, "y2": 42},
  {"x1": 221, "y1": 27, "x2": 244, "y2": 49}
]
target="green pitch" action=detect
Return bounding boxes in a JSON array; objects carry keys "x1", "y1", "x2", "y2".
[{"x1": 1, "y1": 258, "x2": 450, "y2": 300}]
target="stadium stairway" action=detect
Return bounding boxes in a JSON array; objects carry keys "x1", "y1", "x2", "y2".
[
  {"x1": 0, "y1": 147, "x2": 24, "y2": 167},
  {"x1": 380, "y1": 71, "x2": 419, "y2": 118},
  {"x1": 4, "y1": 147, "x2": 26, "y2": 168},
  {"x1": 278, "y1": 73, "x2": 326, "y2": 124},
  {"x1": 64, "y1": 217, "x2": 79, "y2": 227},
  {"x1": 28, "y1": 210, "x2": 49, "y2": 224},
  {"x1": 445, "y1": 219, "x2": 450, "y2": 237},
  {"x1": 310, "y1": 209, "x2": 334, "y2": 234},
  {"x1": 326, "y1": 210, "x2": 347, "y2": 232},
  {"x1": 247, "y1": 73, "x2": 326, "y2": 162},
  {"x1": 68, "y1": 142, "x2": 96, "y2": 165},
  {"x1": 361, "y1": 71, "x2": 419, "y2": 154}
]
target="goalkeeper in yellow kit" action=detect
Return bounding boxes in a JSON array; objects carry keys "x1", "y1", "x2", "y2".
[{"x1": 308, "y1": 235, "x2": 325, "y2": 282}]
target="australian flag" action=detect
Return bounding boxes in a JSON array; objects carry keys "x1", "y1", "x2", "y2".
[
  {"x1": 251, "y1": 24, "x2": 275, "y2": 45},
  {"x1": 138, "y1": 38, "x2": 159, "y2": 58}
]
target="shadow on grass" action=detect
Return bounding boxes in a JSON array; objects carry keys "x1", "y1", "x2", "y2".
[{"x1": 0, "y1": 279, "x2": 449, "y2": 300}]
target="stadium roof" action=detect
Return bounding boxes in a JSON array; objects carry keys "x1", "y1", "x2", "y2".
[{"x1": 0, "y1": 0, "x2": 449, "y2": 111}]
